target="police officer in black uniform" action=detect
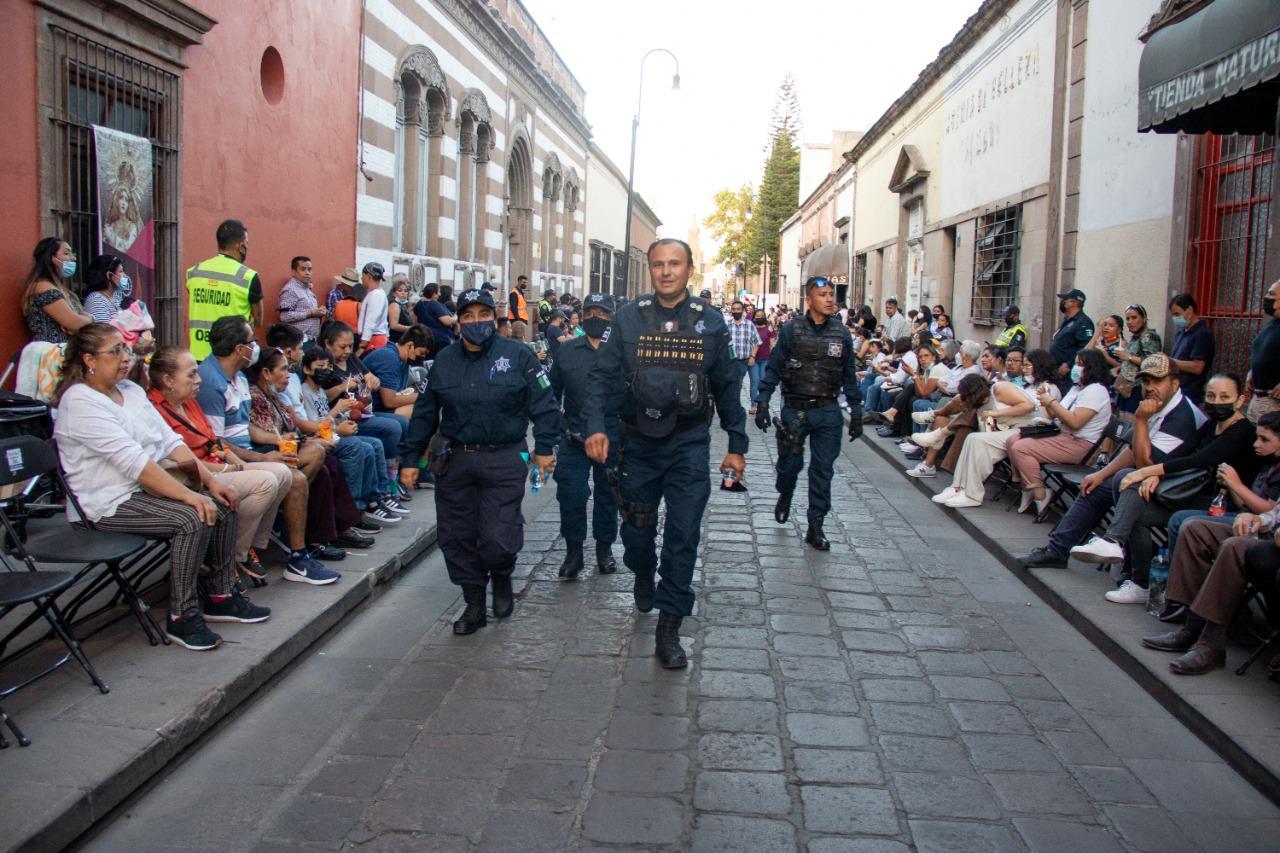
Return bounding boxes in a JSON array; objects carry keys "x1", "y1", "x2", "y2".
[
  {"x1": 755, "y1": 275, "x2": 863, "y2": 550},
  {"x1": 399, "y1": 288, "x2": 561, "y2": 635},
  {"x1": 1050, "y1": 288, "x2": 1094, "y2": 394},
  {"x1": 584, "y1": 239, "x2": 748, "y2": 669},
  {"x1": 550, "y1": 292, "x2": 621, "y2": 579}
]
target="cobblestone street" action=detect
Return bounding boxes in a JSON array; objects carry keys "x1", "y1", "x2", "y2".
[{"x1": 87, "y1": 425, "x2": 1280, "y2": 852}]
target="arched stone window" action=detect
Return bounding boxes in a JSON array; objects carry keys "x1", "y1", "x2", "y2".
[
  {"x1": 560, "y1": 169, "x2": 580, "y2": 278},
  {"x1": 456, "y1": 90, "x2": 494, "y2": 262},
  {"x1": 540, "y1": 152, "x2": 562, "y2": 274},
  {"x1": 395, "y1": 47, "x2": 448, "y2": 255}
]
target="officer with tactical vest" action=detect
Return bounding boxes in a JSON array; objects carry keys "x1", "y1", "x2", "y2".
[
  {"x1": 755, "y1": 275, "x2": 863, "y2": 551},
  {"x1": 584, "y1": 238, "x2": 748, "y2": 669},
  {"x1": 550, "y1": 292, "x2": 622, "y2": 579},
  {"x1": 995, "y1": 304, "x2": 1028, "y2": 351},
  {"x1": 186, "y1": 219, "x2": 264, "y2": 360}
]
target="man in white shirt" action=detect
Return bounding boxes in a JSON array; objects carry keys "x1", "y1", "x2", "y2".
[{"x1": 358, "y1": 262, "x2": 391, "y2": 355}]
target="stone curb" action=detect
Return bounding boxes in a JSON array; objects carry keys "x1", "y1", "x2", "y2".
[
  {"x1": 854, "y1": 426, "x2": 1280, "y2": 807},
  {"x1": 8, "y1": 523, "x2": 439, "y2": 853}
]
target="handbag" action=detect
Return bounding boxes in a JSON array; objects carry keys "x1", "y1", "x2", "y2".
[
  {"x1": 1153, "y1": 468, "x2": 1214, "y2": 510},
  {"x1": 1018, "y1": 423, "x2": 1061, "y2": 439}
]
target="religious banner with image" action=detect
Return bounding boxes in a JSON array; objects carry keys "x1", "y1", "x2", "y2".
[{"x1": 93, "y1": 125, "x2": 155, "y2": 307}]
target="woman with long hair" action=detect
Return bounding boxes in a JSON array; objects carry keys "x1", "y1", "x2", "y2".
[
  {"x1": 23, "y1": 237, "x2": 92, "y2": 343},
  {"x1": 84, "y1": 254, "x2": 130, "y2": 323},
  {"x1": 54, "y1": 324, "x2": 266, "y2": 650},
  {"x1": 1111, "y1": 304, "x2": 1163, "y2": 416}
]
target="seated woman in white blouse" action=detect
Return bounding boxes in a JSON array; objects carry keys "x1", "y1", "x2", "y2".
[{"x1": 53, "y1": 323, "x2": 270, "y2": 652}]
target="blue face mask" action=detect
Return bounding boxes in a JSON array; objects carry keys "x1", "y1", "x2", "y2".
[
  {"x1": 460, "y1": 320, "x2": 496, "y2": 346},
  {"x1": 60, "y1": 259, "x2": 77, "y2": 279},
  {"x1": 1070, "y1": 364, "x2": 1083, "y2": 384},
  {"x1": 1171, "y1": 314, "x2": 1188, "y2": 329},
  {"x1": 1010, "y1": 375, "x2": 1026, "y2": 387}
]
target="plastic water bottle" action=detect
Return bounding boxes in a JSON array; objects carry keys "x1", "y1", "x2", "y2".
[
  {"x1": 1146, "y1": 547, "x2": 1169, "y2": 616},
  {"x1": 530, "y1": 467, "x2": 543, "y2": 492}
]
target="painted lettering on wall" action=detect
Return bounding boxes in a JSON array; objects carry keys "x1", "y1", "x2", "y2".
[{"x1": 944, "y1": 43, "x2": 1042, "y2": 137}]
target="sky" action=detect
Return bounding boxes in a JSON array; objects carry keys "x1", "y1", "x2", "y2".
[{"x1": 522, "y1": 0, "x2": 984, "y2": 248}]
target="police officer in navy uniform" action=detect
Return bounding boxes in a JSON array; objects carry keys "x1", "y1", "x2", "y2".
[
  {"x1": 755, "y1": 275, "x2": 863, "y2": 550},
  {"x1": 550, "y1": 292, "x2": 622, "y2": 579},
  {"x1": 584, "y1": 239, "x2": 748, "y2": 669},
  {"x1": 399, "y1": 288, "x2": 561, "y2": 635},
  {"x1": 1050, "y1": 288, "x2": 1094, "y2": 394}
]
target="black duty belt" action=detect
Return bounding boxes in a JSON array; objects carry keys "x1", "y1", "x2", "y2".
[
  {"x1": 452, "y1": 440, "x2": 522, "y2": 452},
  {"x1": 784, "y1": 396, "x2": 835, "y2": 411}
]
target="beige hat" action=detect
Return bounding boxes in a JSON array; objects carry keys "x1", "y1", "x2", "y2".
[{"x1": 335, "y1": 267, "x2": 360, "y2": 288}]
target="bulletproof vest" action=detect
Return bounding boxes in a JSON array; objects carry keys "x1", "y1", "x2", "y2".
[
  {"x1": 781, "y1": 319, "x2": 845, "y2": 398},
  {"x1": 629, "y1": 300, "x2": 711, "y2": 424}
]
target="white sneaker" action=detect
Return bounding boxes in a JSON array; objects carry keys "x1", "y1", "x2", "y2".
[
  {"x1": 1105, "y1": 579, "x2": 1148, "y2": 604},
  {"x1": 907, "y1": 463, "x2": 937, "y2": 478},
  {"x1": 1070, "y1": 535, "x2": 1125, "y2": 564},
  {"x1": 897, "y1": 441, "x2": 915, "y2": 453},
  {"x1": 912, "y1": 410, "x2": 937, "y2": 425},
  {"x1": 911, "y1": 428, "x2": 947, "y2": 449},
  {"x1": 932, "y1": 486, "x2": 962, "y2": 504},
  {"x1": 944, "y1": 493, "x2": 983, "y2": 508}
]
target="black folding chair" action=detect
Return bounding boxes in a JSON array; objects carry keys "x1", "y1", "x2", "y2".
[
  {"x1": 0, "y1": 544, "x2": 110, "y2": 747},
  {"x1": 1034, "y1": 417, "x2": 1132, "y2": 523},
  {"x1": 0, "y1": 437, "x2": 168, "y2": 654},
  {"x1": 1234, "y1": 579, "x2": 1280, "y2": 677}
]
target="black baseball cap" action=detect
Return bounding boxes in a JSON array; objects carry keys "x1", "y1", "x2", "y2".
[
  {"x1": 362, "y1": 262, "x2": 385, "y2": 282},
  {"x1": 1057, "y1": 288, "x2": 1086, "y2": 303},
  {"x1": 1002, "y1": 304, "x2": 1020, "y2": 319},
  {"x1": 456, "y1": 288, "x2": 496, "y2": 313}
]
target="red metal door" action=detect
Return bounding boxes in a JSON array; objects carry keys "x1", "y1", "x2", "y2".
[{"x1": 1186, "y1": 133, "x2": 1274, "y2": 379}]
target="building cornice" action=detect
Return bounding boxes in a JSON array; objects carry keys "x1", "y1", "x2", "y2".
[
  {"x1": 36, "y1": 0, "x2": 215, "y2": 50},
  {"x1": 439, "y1": 0, "x2": 592, "y2": 143}
]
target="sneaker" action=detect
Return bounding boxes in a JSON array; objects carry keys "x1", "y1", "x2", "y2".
[
  {"x1": 364, "y1": 504, "x2": 401, "y2": 525},
  {"x1": 309, "y1": 542, "x2": 347, "y2": 561},
  {"x1": 897, "y1": 441, "x2": 915, "y2": 453},
  {"x1": 944, "y1": 493, "x2": 982, "y2": 508},
  {"x1": 1018, "y1": 546, "x2": 1068, "y2": 569},
  {"x1": 1105, "y1": 579, "x2": 1148, "y2": 604},
  {"x1": 166, "y1": 606, "x2": 222, "y2": 650},
  {"x1": 903, "y1": 447, "x2": 924, "y2": 461},
  {"x1": 1071, "y1": 535, "x2": 1125, "y2": 564},
  {"x1": 911, "y1": 428, "x2": 947, "y2": 449},
  {"x1": 912, "y1": 410, "x2": 937, "y2": 425},
  {"x1": 203, "y1": 589, "x2": 271, "y2": 624},
  {"x1": 353, "y1": 521, "x2": 383, "y2": 534},
  {"x1": 284, "y1": 552, "x2": 341, "y2": 586},
  {"x1": 335, "y1": 529, "x2": 375, "y2": 549},
  {"x1": 396, "y1": 481, "x2": 413, "y2": 502},
  {"x1": 875, "y1": 426, "x2": 896, "y2": 438},
  {"x1": 932, "y1": 486, "x2": 963, "y2": 504},
  {"x1": 907, "y1": 463, "x2": 937, "y2": 478},
  {"x1": 380, "y1": 495, "x2": 411, "y2": 516}
]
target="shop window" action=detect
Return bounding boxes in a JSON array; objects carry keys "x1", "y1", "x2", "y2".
[
  {"x1": 971, "y1": 205, "x2": 1021, "y2": 324},
  {"x1": 48, "y1": 25, "x2": 180, "y2": 341}
]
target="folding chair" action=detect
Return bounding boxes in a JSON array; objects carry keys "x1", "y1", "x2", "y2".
[
  {"x1": 1235, "y1": 580, "x2": 1279, "y2": 677},
  {"x1": 0, "y1": 437, "x2": 168, "y2": 654},
  {"x1": 1035, "y1": 417, "x2": 1132, "y2": 523},
  {"x1": 0, "y1": 546, "x2": 110, "y2": 747}
]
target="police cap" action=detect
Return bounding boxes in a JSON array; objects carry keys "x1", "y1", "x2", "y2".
[
  {"x1": 456, "y1": 288, "x2": 496, "y2": 313},
  {"x1": 584, "y1": 292, "x2": 617, "y2": 315}
]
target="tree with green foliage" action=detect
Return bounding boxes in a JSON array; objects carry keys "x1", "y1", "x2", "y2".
[
  {"x1": 747, "y1": 75, "x2": 802, "y2": 290},
  {"x1": 703, "y1": 184, "x2": 754, "y2": 275}
]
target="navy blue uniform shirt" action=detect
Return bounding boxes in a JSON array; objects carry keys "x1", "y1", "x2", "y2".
[
  {"x1": 398, "y1": 334, "x2": 562, "y2": 467},
  {"x1": 550, "y1": 335, "x2": 620, "y2": 438},
  {"x1": 756, "y1": 313, "x2": 863, "y2": 407},
  {"x1": 584, "y1": 293, "x2": 749, "y2": 455},
  {"x1": 1050, "y1": 310, "x2": 1095, "y2": 369}
]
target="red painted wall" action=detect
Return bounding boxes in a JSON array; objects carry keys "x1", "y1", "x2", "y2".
[
  {"x1": 1, "y1": 0, "x2": 42, "y2": 356},
  {"x1": 181, "y1": 0, "x2": 360, "y2": 337}
]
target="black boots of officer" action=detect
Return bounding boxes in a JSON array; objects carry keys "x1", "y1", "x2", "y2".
[
  {"x1": 633, "y1": 571, "x2": 655, "y2": 612},
  {"x1": 596, "y1": 541, "x2": 617, "y2": 574},
  {"x1": 805, "y1": 518, "x2": 831, "y2": 551},
  {"x1": 454, "y1": 585, "x2": 487, "y2": 635},
  {"x1": 491, "y1": 575, "x2": 514, "y2": 618},
  {"x1": 775, "y1": 490, "x2": 793, "y2": 524},
  {"x1": 559, "y1": 541, "x2": 584, "y2": 580},
  {"x1": 655, "y1": 611, "x2": 687, "y2": 669}
]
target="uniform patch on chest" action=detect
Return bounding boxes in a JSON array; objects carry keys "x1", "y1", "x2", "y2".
[
  {"x1": 827, "y1": 342, "x2": 843, "y2": 357},
  {"x1": 536, "y1": 370, "x2": 550, "y2": 389},
  {"x1": 492, "y1": 356, "x2": 511, "y2": 374},
  {"x1": 663, "y1": 321, "x2": 676, "y2": 333},
  {"x1": 695, "y1": 320, "x2": 706, "y2": 334}
]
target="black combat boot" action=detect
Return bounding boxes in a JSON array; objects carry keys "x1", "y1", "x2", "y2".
[
  {"x1": 774, "y1": 490, "x2": 793, "y2": 524},
  {"x1": 596, "y1": 541, "x2": 617, "y2": 574},
  {"x1": 491, "y1": 574, "x2": 514, "y2": 618},
  {"x1": 453, "y1": 584, "x2": 487, "y2": 635},
  {"x1": 805, "y1": 518, "x2": 831, "y2": 551},
  {"x1": 559, "y1": 540, "x2": 584, "y2": 580},
  {"x1": 655, "y1": 611, "x2": 688, "y2": 669},
  {"x1": 633, "y1": 571, "x2": 655, "y2": 613}
]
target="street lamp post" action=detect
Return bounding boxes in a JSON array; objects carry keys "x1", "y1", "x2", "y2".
[{"x1": 622, "y1": 48, "x2": 679, "y2": 297}]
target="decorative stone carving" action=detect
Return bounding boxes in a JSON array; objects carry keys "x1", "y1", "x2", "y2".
[{"x1": 397, "y1": 46, "x2": 449, "y2": 136}]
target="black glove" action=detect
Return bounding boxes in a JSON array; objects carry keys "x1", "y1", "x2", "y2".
[
  {"x1": 754, "y1": 405, "x2": 771, "y2": 432},
  {"x1": 847, "y1": 408, "x2": 864, "y2": 442}
]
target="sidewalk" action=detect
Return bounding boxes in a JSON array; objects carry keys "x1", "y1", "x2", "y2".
[
  {"x1": 858, "y1": 428, "x2": 1280, "y2": 805},
  {"x1": 0, "y1": 492, "x2": 440, "y2": 853}
]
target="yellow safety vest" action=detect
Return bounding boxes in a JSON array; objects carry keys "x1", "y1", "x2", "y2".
[
  {"x1": 186, "y1": 254, "x2": 256, "y2": 360},
  {"x1": 996, "y1": 323, "x2": 1027, "y2": 349}
]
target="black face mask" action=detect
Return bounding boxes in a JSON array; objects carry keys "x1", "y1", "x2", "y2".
[
  {"x1": 311, "y1": 367, "x2": 342, "y2": 388},
  {"x1": 753, "y1": 318, "x2": 766, "y2": 326},
  {"x1": 1203, "y1": 402, "x2": 1237, "y2": 422},
  {"x1": 732, "y1": 312, "x2": 743, "y2": 321},
  {"x1": 1265, "y1": 297, "x2": 1277, "y2": 317},
  {"x1": 581, "y1": 316, "x2": 610, "y2": 339}
]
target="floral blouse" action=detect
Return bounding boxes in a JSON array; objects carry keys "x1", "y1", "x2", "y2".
[{"x1": 248, "y1": 384, "x2": 296, "y2": 436}]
